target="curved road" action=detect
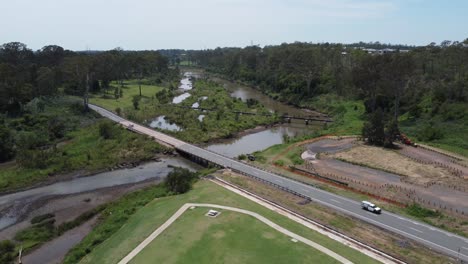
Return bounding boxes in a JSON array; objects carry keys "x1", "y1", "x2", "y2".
[{"x1": 90, "y1": 104, "x2": 468, "y2": 262}]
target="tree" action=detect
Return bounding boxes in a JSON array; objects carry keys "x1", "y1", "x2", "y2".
[
  {"x1": 36, "y1": 67, "x2": 57, "y2": 96},
  {"x1": 362, "y1": 108, "x2": 385, "y2": 146},
  {"x1": 164, "y1": 167, "x2": 197, "y2": 194},
  {"x1": 0, "y1": 125, "x2": 15, "y2": 162},
  {"x1": 132, "y1": 96, "x2": 140, "y2": 110}
]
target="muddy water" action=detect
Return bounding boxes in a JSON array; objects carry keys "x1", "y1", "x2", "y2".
[
  {"x1": 0, "y1": 157, "x2": 199, "y2": 230},
  {"x1": 212, "y1": 77, "x2": 324, "y2": 118},
  {"x1": 206, "y1": 126, "x2": 302, "y2": 158},
  {"x1": 203, "y1": 76, "x2": 324, "y2": 158}
]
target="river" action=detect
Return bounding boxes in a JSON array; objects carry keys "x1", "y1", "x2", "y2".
[
  {"x1": 0, "y1": 157, "x2": 200, "y2": 230},
  {"x1": 204, "y1": 75, "x2": 324, "y2": 158}
]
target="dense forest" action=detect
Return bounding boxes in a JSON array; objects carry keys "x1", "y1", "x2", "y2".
[
  {"x1": 176, "y1": 40, "x2": 468, "y2": 153},
  {"x1": 0, "y1": 42, "x2": 172, "y2": 115},
  {"x1": 0, "y1": 42, "x2": 172, "y2": 166}
]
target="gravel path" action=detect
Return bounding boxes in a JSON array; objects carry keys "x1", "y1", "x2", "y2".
[{"x1": 118, "y1": 203, "x2": 353, "y2": 264}]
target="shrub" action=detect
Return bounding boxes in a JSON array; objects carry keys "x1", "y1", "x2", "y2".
[
  {"x1": 98, "y1": 121, "x2": 115, "y2": 139},
  {"x1": 406, "y1": 203, "x2": 441, "y2": 218},
  {"x1": 31, "y1": 213, "x2": 55, "y2": 224},
  {"x1": 274, "y1": 159, "x2": 285, "y2": 166},
  {"x1": 165, "y1": 167, "x2": 198, "y2": 194},
  {"x1": 0, "y1": 240, "x2": 15, "y2": 264}
]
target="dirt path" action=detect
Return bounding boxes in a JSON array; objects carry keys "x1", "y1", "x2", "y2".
[
  {"x1": 21, "y1": 216, "x2": 98, "y2": 264},
  {"x1": 118, "y1": 203, "x2": 354, "y2": 264}
]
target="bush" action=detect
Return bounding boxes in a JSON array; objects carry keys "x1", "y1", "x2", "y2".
[
  {"x1": 98, "y1": 121, "x2": 115, "y2": 139},
  {"x1": 31, "y1": 213, "x2": 55, "y2": 224},
  {"x1": 164, "y1": 167, "x2": 198, "y2": 194},
  {"x1": 274, "y1": 159, "x2": 285, "y2": 166},
  {"x1": 238, "y1": 154, "x2": 247, "y2": 160},
  {"x1": 0, "y1": 240, "x2": 15, "y2": 264},
  {"x1": 132, "y1": 96, "x2": 141, "y2": 110},
  {"x1": 0, "y1": 125, "x2": 15, "y2": 162},
  {"x1": 406, "y1": 203, "x2": 441, "y2": 218},
  {"x1": 418, "y1": 124, "x2": 444, "y2": 141}
]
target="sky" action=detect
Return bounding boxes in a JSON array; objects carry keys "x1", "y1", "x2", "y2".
[{"x1": 1, "y1": 0, "x2": 467, "y2": 50}]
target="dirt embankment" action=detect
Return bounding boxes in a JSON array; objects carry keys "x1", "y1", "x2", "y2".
[
  {"x1": 330, "y1": 144, "x2": 459, "y2": 186},
  {"x1": 1, "y1": 179, "x2": 162, "y2": 263}
]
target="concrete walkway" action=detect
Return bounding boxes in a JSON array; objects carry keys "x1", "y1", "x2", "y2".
[{"x1": 118, "y1": 203, "x2": 353, "y2": 264}]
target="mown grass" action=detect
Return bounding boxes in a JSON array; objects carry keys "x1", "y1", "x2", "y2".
[
  {"x1": 130, "y1": 210, "x2": 340, "y2": 264},
  {"x1": 89, "y1": 80, "x2": 165, "y2": 111},
  {"x1": 71, "y1": 181, "x2": 378, "y2": 264}
]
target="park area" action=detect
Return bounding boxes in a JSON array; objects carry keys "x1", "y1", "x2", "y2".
[{"x1": 74, "y1": 181, "x2": 378, "y2": 264}]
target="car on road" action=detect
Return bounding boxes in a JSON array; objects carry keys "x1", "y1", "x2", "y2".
[{"x1": 361, "y1": 201, "x2": 381, "y2": 214}]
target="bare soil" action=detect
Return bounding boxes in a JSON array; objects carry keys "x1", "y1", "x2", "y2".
[
  {"x1": 0, "y1": 179, "x2": 158, "y2": 239},
  {"x1": 330, "y1": 143, "x2": 464, "y2": 186}
]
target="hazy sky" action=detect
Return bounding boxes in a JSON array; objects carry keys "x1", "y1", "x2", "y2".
[{"x1": 1, "y1": 0, "x2": 467, "y2": 50}]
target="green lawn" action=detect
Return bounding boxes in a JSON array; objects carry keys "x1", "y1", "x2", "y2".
[
  {"x1": 89, "y1": 80, "x2": 165, "y2": 111},
  {"x1": 130, "y1": 209, "x2": 340, "y2": 264},
  {"x1": 76, "y1": 181, "x2": 378, "y2": 264}
]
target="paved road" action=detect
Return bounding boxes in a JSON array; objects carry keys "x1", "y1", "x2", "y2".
[
  {"x1": 119, "y1": 203, "x2": 353, "y2": 264},
  {"x1": 90, "y1": 104, "x2": 468, "y2": 262}
]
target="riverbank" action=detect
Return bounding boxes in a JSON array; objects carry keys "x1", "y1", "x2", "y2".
[
  {"x1": 0, "y1": 157, "x2": 200, "y2": 262},
  {"x1": 0, "y1": 97, "x2": 168, "y2": 194}
]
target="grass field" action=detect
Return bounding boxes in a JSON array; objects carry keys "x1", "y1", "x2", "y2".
[
  {"x1": 89, "y1": 80, "x2": 165, "y2": 111},
  {"x1": 130, "y1": 209, "x2": 340, "y2": 264},
  {"x1": 74, "y1": 181, "x2": 378, "y2": 264}
]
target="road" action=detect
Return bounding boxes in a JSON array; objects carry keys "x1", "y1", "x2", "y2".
[{"x1": 90, "y1": 104, "x2": 468, "y2": 262}]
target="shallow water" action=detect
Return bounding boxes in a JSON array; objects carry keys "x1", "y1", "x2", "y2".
[
  {"x1": 0, "y1": 158, "x2": 199, "y2": 230},
  {"x1": 149, "y1": 116, "x2": 182, "y2": 131},
  {"x1": 172, "y1": 92, "x2": 191, "y2": 104},
  {"x1": 206, "y1": 125, "x2": 308, "y2": 158}
]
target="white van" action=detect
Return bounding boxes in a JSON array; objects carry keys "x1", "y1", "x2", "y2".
[{"x1": 361, "y1": 201, "x2": 382, "y2": 214}]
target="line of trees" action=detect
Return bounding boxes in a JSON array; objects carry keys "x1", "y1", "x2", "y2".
[{"x1": 0, "y1": 42, "x2": 170, "y2": 115}]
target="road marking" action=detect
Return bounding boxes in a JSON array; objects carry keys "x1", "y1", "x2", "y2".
[
  {"x1": 330, "y1": 199, "x2": 342, "y2": 204},
  {"x1": 408, "y1": 227, "x2": 423, "y2": 233}
]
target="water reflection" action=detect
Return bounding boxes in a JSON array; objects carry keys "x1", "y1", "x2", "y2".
[
  {"x1": 206, "y1": 126, "x2": 307, "y2": 158},
  {"x1": 172, "y1": 92, "x2": 191, "y2": 104},
  {"x1": 149, "y1": 116, "x2": 182, "y2": 131}
]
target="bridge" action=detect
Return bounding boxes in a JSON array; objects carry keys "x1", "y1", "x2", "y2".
[{"x1": 89, "y1": 103, "x2": 468, "y2": 262}]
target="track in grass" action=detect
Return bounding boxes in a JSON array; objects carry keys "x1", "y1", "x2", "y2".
[{"x1": 120, "y1": 203, "x2": 352, "y2": 264}]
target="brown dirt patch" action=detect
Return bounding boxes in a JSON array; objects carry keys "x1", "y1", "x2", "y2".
[{"x1": 330, "y1": 144, "x2": 457, "y2": 186}]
